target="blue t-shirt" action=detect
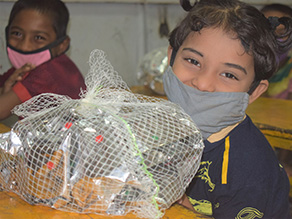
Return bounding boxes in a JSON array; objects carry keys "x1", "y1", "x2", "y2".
[{"x1": 186, "y1": 116, "x2": 290, "y2": 218}]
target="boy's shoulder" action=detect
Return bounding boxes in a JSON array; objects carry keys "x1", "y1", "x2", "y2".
[
  {"x1": 205, "y1": 116, "x2": 279, "y2": 178},
  {"x1": 231, "y1": 115, "x2": 269, "y2": 147},
  {"x1": 204, "y1": 115, "x2": 267, "y2": 153},
  {"x1": 229, "y1": 115, "x2": 274, "y2": 158},
  {"x1": 49, "y1": 54, "x2": 73, "y2": 65},
  {"x1": 228, "y1": 116, "x2": 283, "y2": 179},
  {"x1": 33, "y1": 54, "x2": 79, "y2": 74}
]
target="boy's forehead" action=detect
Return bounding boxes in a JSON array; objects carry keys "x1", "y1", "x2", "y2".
[
  {"x1": 183, "y1": 28, "x2": 239, "y2": 47},
  {"x1": 18, "y1": 8, "x2": 53, "y2": 22},
  {"x1": 11, "y1": 9, "x2": 55, "y2": 33}
]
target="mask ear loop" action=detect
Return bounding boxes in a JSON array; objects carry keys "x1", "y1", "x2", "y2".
[
  {"x1": 169, "y1": 49, "x2": 177, "y2": 67},
  {"x1": 5, "y1": 26, "x2": 9, "y2": 43},
  {"x1": 247, "y1": 80, "x2": 260, "y2": 95}
]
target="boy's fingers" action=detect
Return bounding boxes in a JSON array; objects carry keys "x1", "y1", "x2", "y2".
[
  {"x1": 2, "y1": 63, "x2": 35, "y2": 94},
  {"x1": 19, "y1": 63, "x2": 35, "y2": 73},
  {"x1": 176, "y1": 194, "x2": 186, "y2": 204},
  {"x1": 16, "y1": 76, "x2": 23, "y2": 81},
  {"x1": 12, "y1": 63, "x2": 35, "y2": 81}
]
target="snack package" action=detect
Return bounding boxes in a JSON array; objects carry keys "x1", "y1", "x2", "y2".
[
  {"x1": 0, "y1": 49, "x2": 204, "y2": 219},
  {"x1": 137, "y1": 47, "x2": 168, "y2": 95}
]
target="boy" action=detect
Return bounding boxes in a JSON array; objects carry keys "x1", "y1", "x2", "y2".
[
  {"x1": 163, "y1": 0, "x2": 292, "y2": 218},
  {"x1": 0, "y1": 0, "x2": 86, "y2": 120}
]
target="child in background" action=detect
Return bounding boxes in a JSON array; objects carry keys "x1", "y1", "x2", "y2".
[
  {"x1": 0, "y1": 0, "x2": 86, "y2": 120},
  {"x1": 261, "y1": 4, "x2": 292, "y2": 100},
  {"x1": 163, "y1": 0, "x2": 292, "y2": 218},
  {"x1": 261, "y1": 3, "x2": 292, "y2": 177}
]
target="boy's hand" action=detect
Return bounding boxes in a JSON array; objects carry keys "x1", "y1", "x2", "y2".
[
  {"x1": 177, "y1": 193, "x2": 197, "y2": 212},
  {"x1": 2, "y1": 63, "x2": 35, "y2": 94}
]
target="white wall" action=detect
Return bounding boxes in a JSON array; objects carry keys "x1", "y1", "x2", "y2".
[{"x1": 0, "y1": 1, "x2": 291, "y2": 87}]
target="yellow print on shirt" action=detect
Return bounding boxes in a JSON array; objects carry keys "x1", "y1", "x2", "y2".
[
  {"x1": 188, "y1": 197, "x2": 213, "y2": 216},
  {"x1": 196, "y1": 161, "x2": 215, "y2": 192},
  {"x1": 236, "y1": 207, "x2": 264, "y2": 219}
]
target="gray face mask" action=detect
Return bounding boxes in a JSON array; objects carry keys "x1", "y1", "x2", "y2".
[{"x1": 163, "y1": 66, "x2": 249, "y2": 140}]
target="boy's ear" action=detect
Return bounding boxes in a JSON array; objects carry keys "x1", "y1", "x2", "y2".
[
  {"x1": 167, "y1": 45, "x2": 173, "y2": 65},
  {"x1": 249, "y1": 79, "x2": 269, "y2": 104},
  {"x1": 54, "y1": 36, "x2": 70, "y2": 57}
]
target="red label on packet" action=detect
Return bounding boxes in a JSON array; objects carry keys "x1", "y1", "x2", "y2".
[
  {"x1": 65, "y1": 122, "x2": 72, "y2": 129},
  {"x1": 95, "y1": 135, "x2": 104, "y2": 143},
  {"x1": 47, "y1": 161, "x2": 55, "y2": 170}
]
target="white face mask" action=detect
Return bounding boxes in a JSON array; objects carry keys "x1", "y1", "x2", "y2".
[{"x1": 163, "y1": 66, "x2": 249, "y2": 140}]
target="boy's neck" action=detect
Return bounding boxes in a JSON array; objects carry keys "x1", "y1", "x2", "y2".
[{"x1": 207, "y1": 115, "x2": 246, "y2": 143}]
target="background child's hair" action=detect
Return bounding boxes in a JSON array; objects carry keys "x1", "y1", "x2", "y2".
[
  {"x1": 7, "y1": 0, "x2": 69, "y2": 39},
  {"x1": 261, "y1": 3, "x2": 292, "y2": 18},
  {"x1": 170, "y1": 0, "x2": 292, "y2": 93}
]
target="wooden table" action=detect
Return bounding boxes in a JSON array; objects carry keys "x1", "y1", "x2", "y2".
[
  {"x1": 0, "y1": 191, "x2": 211, "y2": 219},
  {"x1": 0, "y1": 123, "x2": 11, "y2": 133},
  {"x1": 131, "y1": 85, "x2": 167, "y2": 100},
  {"x1": 246, "y1": 97, "x2": 292, "y2": 151},
  {"x1": 0, "y1": 122, "x2": 210, "y2": 219}
]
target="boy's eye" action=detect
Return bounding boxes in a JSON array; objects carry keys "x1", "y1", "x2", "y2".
[
  {"x1": 10, "y1": 31, "x2": 22, "y2": 38},
  {"x1": 222, "y1": 72, "x2": 238, "y2": 80},
  {"x1": 185, "y1": 58, "x2": 201, "y2": 67},
  {"x1": 34, "y1": 35, "x2": 46, "y2": 41}
]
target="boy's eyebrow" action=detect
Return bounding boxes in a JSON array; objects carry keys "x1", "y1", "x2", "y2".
[
  {"x1": 10, "y1": 26, "x2": 50, "y2": 37},
  {"x1": 9, "y1": 26, "x2": 22, "y2": 31},
  {"x1": 182, "y1": 48, "x2": 203, "y2": 57},
  {"x1": 225, "y1": 63, "x2": 247, "y2": 75}
]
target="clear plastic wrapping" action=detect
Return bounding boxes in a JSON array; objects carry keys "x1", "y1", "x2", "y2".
[
  {"x1": 137, "y1": 47, "x2": 168, "y2": 95},
  {"x1": 0, "y1": 49, "x2": 204, "y2": 219}
]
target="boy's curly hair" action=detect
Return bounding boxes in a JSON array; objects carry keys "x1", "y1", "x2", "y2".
[
  {"x1": 169, "y1": 0, "x2": 292, "y2": 93},
  {"x1": 8, "y1": 0, "x2": 69, "y2": 39}
]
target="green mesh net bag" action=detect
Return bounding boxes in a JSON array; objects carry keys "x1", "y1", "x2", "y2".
[{"x1": 0, "y1": 49, "x2": 204, "y2": 219}]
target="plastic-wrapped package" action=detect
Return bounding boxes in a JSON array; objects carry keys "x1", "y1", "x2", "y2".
[
  {"x1": 0, "y1": 49, "x2": 204, "y2": 219},
  {"x1": 137, "y1": 47, "x2": 168, "y2": 95}
]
